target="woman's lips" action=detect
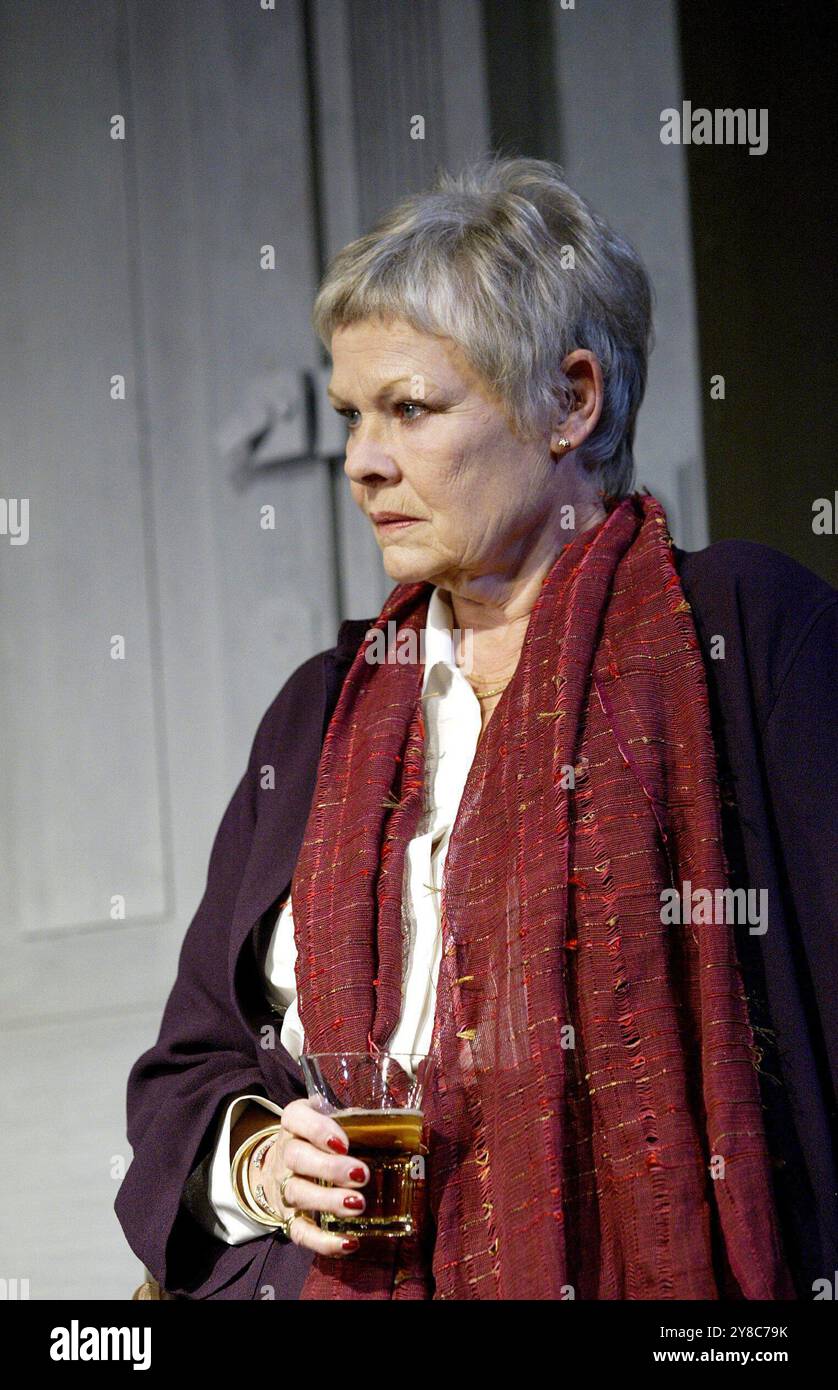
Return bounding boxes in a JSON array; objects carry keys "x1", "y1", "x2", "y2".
[{"x1": 370, "y1": 513, "x2": 422, "y2": 531}]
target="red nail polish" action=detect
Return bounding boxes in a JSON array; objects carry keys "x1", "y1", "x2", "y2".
[
  {"x1": 343, "y1": 1194, "x2": 365, "y2": 1209},
  {"x1": 349, "y1": 1166, "x2": 367, "y2": 1183},
  {"x1": 327, "y1": 1136, "x2": 348, "y2": 1154},
  {"x1": 342, "y1": 1237, "x2": 360, "y2": 1252}
]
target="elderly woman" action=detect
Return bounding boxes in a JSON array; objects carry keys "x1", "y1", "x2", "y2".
[{"x1": 116, "y1": 156, "x2": 836, "y2": 1301}]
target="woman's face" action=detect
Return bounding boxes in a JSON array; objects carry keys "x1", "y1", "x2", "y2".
[{"x1": 328, "y1": 316, "x2": 597, "y2": 590}]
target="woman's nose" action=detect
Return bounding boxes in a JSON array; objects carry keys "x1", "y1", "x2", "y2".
[{"x1": 343, "y1": 441, "x2": 402, "y2": 486}]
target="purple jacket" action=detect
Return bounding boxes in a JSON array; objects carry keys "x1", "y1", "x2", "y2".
[{"x1": 114, "y1": 540, "x2": 837, "y2": 1299}]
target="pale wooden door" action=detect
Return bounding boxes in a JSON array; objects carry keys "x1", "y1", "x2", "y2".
[{"x1": 0, "y1": 0, "x2": 488, "y2": 1299}]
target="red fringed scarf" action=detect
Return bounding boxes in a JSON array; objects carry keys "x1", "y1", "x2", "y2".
[{"x1": 291, "y1": 493, "x2": 793, "y2": 1300}]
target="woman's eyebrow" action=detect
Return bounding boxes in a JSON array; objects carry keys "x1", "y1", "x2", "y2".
[{"x1": 326, "y1": 377, "x2": 432, "y2": 406}]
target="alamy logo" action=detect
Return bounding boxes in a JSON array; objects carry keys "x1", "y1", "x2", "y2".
[
  {"x1": 0, "y1": 497, "x2": 29, "y2": 544},
  {"x1": 660, "y1": 880, "x2": 768, "y2": 935},
  {"x1": 50, "y1": 1321, "x2": 151, "y2": 1371},
  {"x1": 364, "y1": 620, "x2": 474, "y2": 674},
  {"x1": 660, "y1": 102, "x2": 768, "y2": 155}
]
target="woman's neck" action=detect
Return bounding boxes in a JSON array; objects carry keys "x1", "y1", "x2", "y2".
[{"x1": 446, "y1": 498, "x2": 606, "y2": 685}]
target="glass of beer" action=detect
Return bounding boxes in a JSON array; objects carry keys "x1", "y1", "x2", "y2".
[{"x1": 300, "y1": 1051, "x2": 432, "y2": 1241}]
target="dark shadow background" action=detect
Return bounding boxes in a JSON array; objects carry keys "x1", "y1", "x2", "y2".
[
  {"x1": 481, "y1": 0, "x2": 837, "y2": 584},
  {"x1": 679, "y1": 0, "x2": 837, "y2": 584}
]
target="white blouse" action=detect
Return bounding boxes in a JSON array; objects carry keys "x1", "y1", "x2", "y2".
[{"x1": 183, "y1": 586, "x2": 483, "y2": 1243}]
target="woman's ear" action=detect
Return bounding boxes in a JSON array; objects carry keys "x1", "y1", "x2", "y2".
[{"x1": 552, "y1": 350, "x2": 604, "y2": 455}]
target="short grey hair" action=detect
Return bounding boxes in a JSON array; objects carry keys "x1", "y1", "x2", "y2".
[{"x1": 312, "y1": 155, "x2": 654, "y2": 502}]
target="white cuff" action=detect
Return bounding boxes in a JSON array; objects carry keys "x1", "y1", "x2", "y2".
[{"x1": 185, "y1": 1094, "x2": 285, "y2": 1245}]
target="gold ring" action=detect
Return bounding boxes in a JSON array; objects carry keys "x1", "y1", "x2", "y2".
[
  {"x1": 277, "y1": 1209, "x2": 304, "y2": 1242},
  {"x1": 278, "y1": 1170, "x2": 295, "y2": 1210}
]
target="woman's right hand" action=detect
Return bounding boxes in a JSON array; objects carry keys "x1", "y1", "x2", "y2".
[{"x1": 249, "y1": 1097, "x2": 369, "y2": 1255}]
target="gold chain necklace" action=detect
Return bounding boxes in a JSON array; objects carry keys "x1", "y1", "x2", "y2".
[{"x1": 468, "y1": 676, "x2": 514, "y2": 701}]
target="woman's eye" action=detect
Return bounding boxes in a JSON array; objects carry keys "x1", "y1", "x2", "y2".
[
  {"x1": 336, "y1": 401, "x2": 428, "y2": 430},
  {"x1": 396, "y1": 399, "x2": 428, "y2": 422}
]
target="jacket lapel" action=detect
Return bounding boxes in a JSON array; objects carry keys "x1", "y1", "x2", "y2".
[{"x1": 227, "y1": 618, "x2": 374, "y2": 1014}]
